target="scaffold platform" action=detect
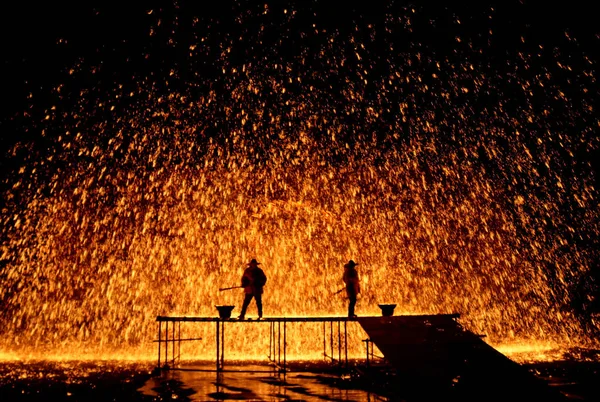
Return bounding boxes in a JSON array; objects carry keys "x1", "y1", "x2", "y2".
[
  {"x1": 154, "y1": 313, "x2": 463, "y2": 373},
  {"x1": 153, "y1": 314, "x2": 569, "y2": 401}
]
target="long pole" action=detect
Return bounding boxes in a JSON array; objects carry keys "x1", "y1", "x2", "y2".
[{"x1": 218, "y1": 286, "x2": 242, "y2": 291}]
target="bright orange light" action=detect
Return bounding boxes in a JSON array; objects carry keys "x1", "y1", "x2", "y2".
[{"x1": 1, "y1": 4, "x2": 599, "y2": 363}]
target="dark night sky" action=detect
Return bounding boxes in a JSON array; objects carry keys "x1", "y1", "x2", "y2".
[{"x1": 0, "y1": 0, "x2": 598, "y2": 151}]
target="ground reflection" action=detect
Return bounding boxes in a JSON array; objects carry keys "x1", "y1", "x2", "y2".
[{"x1": 140, "y1": 363, "x2": 386, "y2": 401}]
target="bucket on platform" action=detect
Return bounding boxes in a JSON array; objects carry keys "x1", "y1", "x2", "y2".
[
  {"x1": 378, "y1": 304, "x2": 397, "y2": 317},
  {"x1": 215, "y1": 305, "x2": 235, "y2": 319}
]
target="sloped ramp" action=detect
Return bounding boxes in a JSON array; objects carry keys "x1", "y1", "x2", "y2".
[{"x1": 357, "y1": 314, "x2": 568, "y2": 401}]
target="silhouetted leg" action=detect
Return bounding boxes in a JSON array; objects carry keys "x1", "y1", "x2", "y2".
[
  {"x1": 255, "y1": 293, "x2": 263, "y2": 318},
  {"x1": 239, "y1": 294, "x2": 253, "y2": 319},
  {"x1": 348, "y1": 293, "x2": 357, "y2": 317}
]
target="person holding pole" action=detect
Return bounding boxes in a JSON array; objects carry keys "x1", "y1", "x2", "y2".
[
  {"x1": 343, "y1": 260, "x2": 360, "y2": 318},
  {"x1": 238, "y1": 259, "x2": 267, "y2": 320}
]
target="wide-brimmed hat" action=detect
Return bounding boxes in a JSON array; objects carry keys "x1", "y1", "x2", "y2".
[{"x1": 248, "y1": 258, "x2": 261, "y2": 266}]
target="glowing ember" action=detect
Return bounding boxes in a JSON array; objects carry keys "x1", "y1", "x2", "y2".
[{"x1": 0, "y1": 3, "x2": 599, "y2": 361}]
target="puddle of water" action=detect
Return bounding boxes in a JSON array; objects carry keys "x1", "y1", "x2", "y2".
[{"x1": 141, "y1": 363, "x2": 389, "y2": 401}]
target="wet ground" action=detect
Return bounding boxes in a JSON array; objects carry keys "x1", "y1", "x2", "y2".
[
  {"x1": 141, "y1": 363, "x2": 383, "y2": 401},
  {"x1": 0, "y1": 360, "x2": 153, "y2": 401},
  {"x1": 1, "y1": 354, "x2": 599, "y2": 401}
]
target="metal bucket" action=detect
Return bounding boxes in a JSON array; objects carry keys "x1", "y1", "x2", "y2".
[
  {"x1": 215, "y1": 305, "x2": 235, "y2": 319},
  {"x1": 378, "y1": 304, "x2": 397, "y2": 317}
]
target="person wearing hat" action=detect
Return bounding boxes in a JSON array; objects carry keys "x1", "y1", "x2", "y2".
[
  {"x1": 343, "y1": 260, "x2": 360, "y2": 318},
  {"x1": 238, "y1": 258, "x2": 267, "y2": 320}
]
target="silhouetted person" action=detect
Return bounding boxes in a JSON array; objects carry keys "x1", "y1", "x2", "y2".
[
  {"x1": 238, "y1": 259, "x2": 267, "y2": 319},
  {"x1": 343, "y1": 260, "x2": 360, "y2": 318}
]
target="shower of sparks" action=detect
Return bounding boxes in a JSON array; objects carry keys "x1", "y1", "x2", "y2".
[{"x1": 0, "y1": 2, "x2": 599, "y2": 360}]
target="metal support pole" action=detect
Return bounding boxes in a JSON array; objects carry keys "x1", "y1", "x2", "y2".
[
  {"x1": 220, "y1": 320, "x2": 225, "y2": 370},
  {"x1": 172, "y1": 321, "x2": 176, "y2": 367},
  {"x1": 277, "y1": 321, "x2": 281, "y2": 366},
  {"x1": 268, "y1": 321, "x2": 273, "y2": 361},
  {"x1": 330, "y1": 321, "x2": 334, "y2": 363},
  {"x1": 178, "y1": 321, "x2": 181, "y2": 366},
  {"x1": 337, "y1": 320, "x2": 341, "y2": 368},
  {"x1": 216, "y1": 320, "x2": 220, "y2": 372},
  {"x1": 322, "y1": 322, "x2": 326, "y2": 361},
  {"x1": 165, "y1": 321, "x2": 169, "y2": 367},
  {"x1": 344, "y1": 320, "x2": 348, "y2": 368},
  {"x1": 157, "y1": 321, "x2": 162, "y2": 369},
  {"x1": 272, "y1": 321, "x2": 276, "y2": 361},
  {"x1": 283, "y1": 319, "x2": 287, "y2": 373}
]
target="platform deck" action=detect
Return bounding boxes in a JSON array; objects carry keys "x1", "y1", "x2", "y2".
[
  {"x1": 154, "y1": 313, "x2": 461, "y2": 373},
  {"x1": 156, "y1": 313, "x2": 459, "y2": 323}
]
